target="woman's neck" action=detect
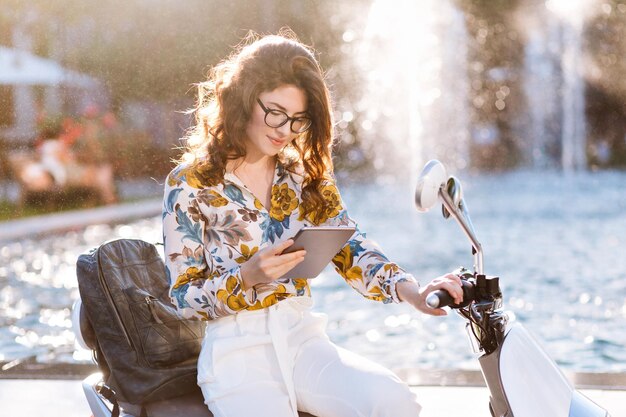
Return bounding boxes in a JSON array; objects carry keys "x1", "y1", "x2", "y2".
[
  {"x1": 227, "y1": 154, "x2": 276, "y2": 209},
  {"x1": 227, "y1": 153, "x2": 276, "y2": 175}
]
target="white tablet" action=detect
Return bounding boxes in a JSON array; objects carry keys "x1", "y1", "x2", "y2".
[{"x1": 281, "y1": 226, "x2": 356, "y2": 279}]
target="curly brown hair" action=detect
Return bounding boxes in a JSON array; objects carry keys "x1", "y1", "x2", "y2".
[{"x1": 182, "y1": 30, "x2": 335, "y2": 225}]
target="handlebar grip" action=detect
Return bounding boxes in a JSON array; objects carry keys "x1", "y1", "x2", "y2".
[
  {"x1": 425, "y1": 280, "x2": 475, "y2": 309},
  {"x1": 425, "y1": 290, "x2": 455, "y2": 309}
]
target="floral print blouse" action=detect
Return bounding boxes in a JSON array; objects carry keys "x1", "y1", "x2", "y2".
[{"x1": 162, "y1": 160, "x2": 416, "y2": 321}]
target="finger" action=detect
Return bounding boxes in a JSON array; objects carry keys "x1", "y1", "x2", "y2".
[
  {"x1": 440, "y1": 281, "x2": 464, "y2": 303},
  {"x1": 269, "y1": 255, "x2": 306, "y2": 278},
  {"x1": 445, "y1": 273, "x2": 463, "y2": 285},
  {"x1": 276, "y1": 249, "x2": 306, "y2": 263},
  {"x1": 264, "y1": 250, "x2": 306, "y2": 271},
  {"x1": 265, "y1": 249, "x2": 305, "y2": 268},
  {"x1": 282, "y1": 254, "x2": 306, "y2": 270},
  {"x1": 267, "y1": 239, "x2": 294, "y2": 256},
  {"x1": 422, "y1": 307, "x2": 448, "y2": 317}
]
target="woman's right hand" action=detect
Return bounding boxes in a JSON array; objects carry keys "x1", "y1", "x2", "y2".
[
  {"x1": 240, "y1": 239, "x2": 306, "y2": 288},
  {"x1": 396, "y1": 273, "x2": 464, "y2": 316}
]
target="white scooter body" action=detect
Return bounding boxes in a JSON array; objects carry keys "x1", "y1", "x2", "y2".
[{"x1": 481, "y1": 324, "x2": 608, "y2": 417}]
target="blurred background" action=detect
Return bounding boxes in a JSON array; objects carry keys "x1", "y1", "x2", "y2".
[
  {"x1": 0, "y1": 0, "x2": 625, "y2": 374},
  {"x1": 1, "y1": 0, "x2": 625, "y2": 185}
]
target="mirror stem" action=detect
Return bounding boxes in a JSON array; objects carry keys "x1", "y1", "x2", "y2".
[{"x1": 439, "y1": 188, "x2": 484, "y2": 274}]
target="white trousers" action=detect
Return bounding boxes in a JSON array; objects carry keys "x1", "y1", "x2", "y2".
[{"x1": 197, "y1": 297, "x2": 422, "y2": 417}]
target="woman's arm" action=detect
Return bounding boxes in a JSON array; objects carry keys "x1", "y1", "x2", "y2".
[
  {"x1": 311, "y1": 180, "x2": 414, "y2": 303},
  {"x1": 162, "y1": 175, "x2": 257, "y2": 320},
  {"x1": 395, "y1": 274, "x2": 463, "y2": 316},
  {"x1": 321, "y1": 180, "x2": 463, "y2": 311}
]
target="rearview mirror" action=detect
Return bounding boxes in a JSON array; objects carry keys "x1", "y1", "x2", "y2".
[{"x1": 414, "y1": 160, "x2": 447, "y2": 212}]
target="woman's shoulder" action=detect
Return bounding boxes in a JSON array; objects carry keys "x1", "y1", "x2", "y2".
[{"x1": 166, "y1": 160, "x2": 221, "y2": 190}]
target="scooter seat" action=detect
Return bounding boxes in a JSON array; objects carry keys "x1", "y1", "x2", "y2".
[
  {"x1": 84, "y1": 373, "x2": 316, "y2": 417},
  {"x1": 119, "y1": 389, "x2": 211, "y2": 417},
  {"x1": 120, "y1": 390, "x2": 317, "y2": 417}
]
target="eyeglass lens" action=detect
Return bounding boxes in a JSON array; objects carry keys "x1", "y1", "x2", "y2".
[
  {"x1": 265, "y1": 111, "x2": 310, "y2": 133},
  {"x1": 258, "y1": 99, "x2": 311, "y2": 133}
]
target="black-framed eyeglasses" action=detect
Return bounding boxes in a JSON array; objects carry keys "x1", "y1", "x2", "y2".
[{"x1": 256, "y1": 99, "x2": 312, "y2": 134}]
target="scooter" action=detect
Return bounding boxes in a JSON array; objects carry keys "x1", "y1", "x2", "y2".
[
  {"x1": 414, "y1": 159, "x2": 611, "y2": 417},
  {"x1": 72, "y1": 159, "x2": 611, "y2": 417}
]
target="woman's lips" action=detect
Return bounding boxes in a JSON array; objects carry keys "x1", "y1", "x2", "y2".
[{"x1": 268, "y1": 136, "x2": 286, "y2": 147}]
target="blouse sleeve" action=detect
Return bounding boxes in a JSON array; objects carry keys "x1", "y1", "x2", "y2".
[
  {"x1": 162, "y1": 173, "x2": 257, "y2": 320},
  {"x1": 319, "y1": 180, "x2": 418, "y2": 304}
]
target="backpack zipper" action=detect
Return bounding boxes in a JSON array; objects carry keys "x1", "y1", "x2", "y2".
[
  {"x1": 145, "y1": 296, "x2": 164, "y2": 324},
  {"x1": 96, "y1": 247, "x2": 134, "y2": 348}
]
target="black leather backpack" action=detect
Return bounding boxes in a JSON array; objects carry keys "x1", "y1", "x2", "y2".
[{"x1": 76, "y1": 238, "x2": 206, "y2": 416}]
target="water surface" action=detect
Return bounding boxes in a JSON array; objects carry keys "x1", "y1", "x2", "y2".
[{"x1": 1, "y1": 170, "x2": 625, "y2": 372}]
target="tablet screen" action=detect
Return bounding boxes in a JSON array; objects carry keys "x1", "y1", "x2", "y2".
[{"x1": 281, "y1": 226, "x2": 356, "y2": 279}]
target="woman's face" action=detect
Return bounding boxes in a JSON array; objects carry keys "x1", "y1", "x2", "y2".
[{"x1": 244, "y1": 84, "x2": 308, "y2": 160}]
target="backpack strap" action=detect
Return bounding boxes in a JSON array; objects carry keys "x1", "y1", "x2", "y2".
[
  {"x1": 96, "y1": 382, "x2": 120, "y2": 417},
  {"x1": 96, "y1": 382, "x2": 150, "y2": 417}
]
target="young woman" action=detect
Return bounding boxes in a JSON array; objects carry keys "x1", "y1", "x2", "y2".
[{"x1": 162, "y1": 32, "x2": 463, "y2": 417}]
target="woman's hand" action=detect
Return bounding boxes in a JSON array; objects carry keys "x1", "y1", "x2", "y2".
[
  {"x1": 240, "y1": 239, "x2": 306, "y2": 288},
  {"x1": 396, "y1": 273, "x2": 464, "y2": 316}
]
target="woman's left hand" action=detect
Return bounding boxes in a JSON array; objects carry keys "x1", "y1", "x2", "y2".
[{"x1": 396, "y1": 273, "x2": 463, "y2": 316}]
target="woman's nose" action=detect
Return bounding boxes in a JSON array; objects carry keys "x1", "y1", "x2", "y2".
[{"x1": 275, "y1": 123, "x2": 291, "y2": 138}]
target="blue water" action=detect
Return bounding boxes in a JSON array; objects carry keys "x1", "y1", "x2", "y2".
[{"x1": 1, "y1": 170, "x2": 625, "y2": 372}]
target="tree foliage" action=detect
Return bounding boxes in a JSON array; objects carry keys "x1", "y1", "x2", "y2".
[{"x1": 1, "y1": 0, "x2": 342, "y2": 103}]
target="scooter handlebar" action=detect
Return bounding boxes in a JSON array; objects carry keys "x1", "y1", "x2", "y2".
[
  {"x1": 425, "y1": 279, "x2": 476, "y2": 309},
  {"x1": 425, "y1": 290, "x2": 454, "y2": 309}
]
